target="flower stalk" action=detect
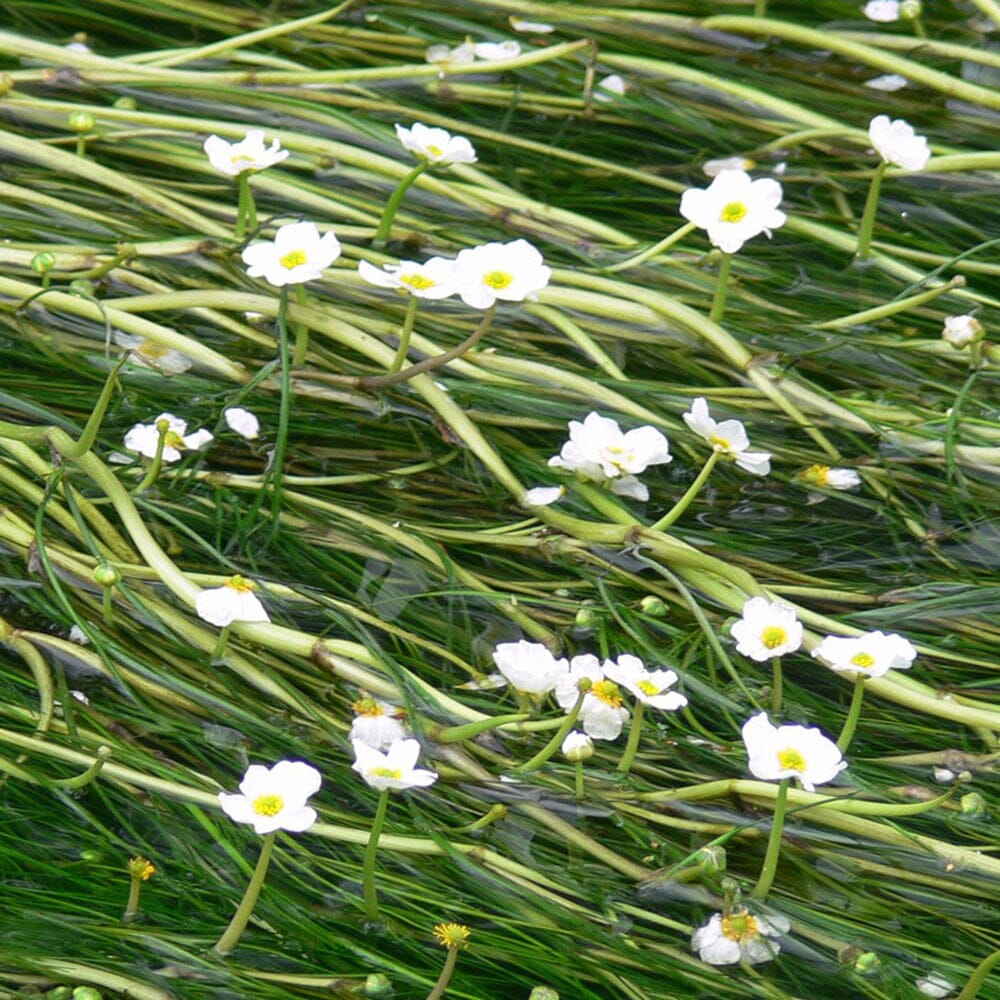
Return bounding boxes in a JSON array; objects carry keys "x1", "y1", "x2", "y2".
[
  {"x1": 518, "y1": 690, "x2": 586, "y2": 773},
  {"x1": 770, "y1": 656, "x2": 783, "y2": 717},
  {"x1": 856, "y1": 161, "x2": 888, "y2": 260},
  {"x1": 709, "y1": 252, "x2": 733, "y2": 323},
  {"x1": 749, "y1": 777, "x2": 789, "y2": 900},
  {"x1": 362, "y1": 788, "x2": 391, "y2": 922},
  {"x1": 235, "y1": 172, "x2": 257, "y2": 240},
  {"x1": 374, "y1": 161, "x2": 429, "y2": 247},
  {"x1": 389, "y1": 295, "x2": 420, "y2": 374},
  {"x1": 837, "y1": 674, "x2": 867, "y2": 753},
  {"x1": 213, "y1": 831, "x2": 276, "y2": 956},
  {"x1": 649, "y1": 449, "x2": 721, "y2": 532},
  {"x1": 616, "y1": 700, "x2": 644, "y2": 775}
]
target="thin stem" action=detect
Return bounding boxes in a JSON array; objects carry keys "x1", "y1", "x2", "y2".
[
  {"x1": 388, "y1": 295, "x2": 419, "y2": 374},
  {"x1": 292, "y1": 284, "x2": 310, "y2": 366},
  {"x1": 575, "y1": 760, "x2": 585, "y2": 799},
  {"x1": 770, "y1": 656, "x2": 783, "y2": 717},
  {"x1": 856, "y1": 161, "x2": 888, "y2": 260},
  {"x1": 616, "y1": 700, "x2": 645, "y2": 775},
  {"x1": 235, "y1": 172, "x2": 256, "y2": 240},
  {"x1": 62, "y1": 356, "x2": 128, "y2": 458},
  {"x1": 211, "y1": 623, "x2": 232, "y2": 662},
  {"x1": 213, "y1": 831, "x2": 276, "y2": 956},
  {"x1": 708, "y1": 252, "x2": 733, "y2": 324},
  {"x1": 425, "y1": 947, "x2": 459, "y2": 1000},
  {"x1": 362, "y1": 788, "x2": 391, "y2": 922},
  {"x1": 101, "y1": 587, "x2": 114, "y2": 626},
  {"x1": 518, "y1": 692, "x2": 585, "y2": 773},
  {"x1": 269, "y1": 286, "x2": 292, "y2": 529},
  {"x1": 129, "y1": 421, "x2": 169, "y2": 496},
  {"x1": 958, "y1": 948, "x2": 1000, "y2": 1000},
  {"x1": 753, "y1": 0, "x2": 767, "y2": 14},
  {"x1": 649, "y1": 450, "x2": 721, "y2": 532},
  {"x1": 373, "y1": 161, "x2": 429, "y2": 246},
  {"x1": 749, "y1": 777, "x2": 789, "y2": 901},
  {"x1": 606, "y1": 221, "x2": 697, "y2": 272},
  {"x1": 837, "y1": 674, "x2": 867, "y2": 753}
]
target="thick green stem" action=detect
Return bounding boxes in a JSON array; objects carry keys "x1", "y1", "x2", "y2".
[
  {"x1": 575, "y1": 760, "x2": 585, "y2": 799},
  {"x1": 749, "y1": 777, "x2": 789, "y2": 901},
  {"x1": 362, "y1": 788, "x2": 391, "y2": 922},
  {"x1": 837, "y1": 674, "x2": 867, "y2": 753},
  {"x1": 213, "y1": 831, "x2": 276, "y2": 956},
  {"x1": 292, "y1": 284, "x2": 310, "y2": 366},
  {"x1": 373, "y1": 161, "x2": 429, "y2": 246},
  {"x1": 770, "y1": 656, "x2": 783, "y2": 718},
  {"x1": 388, "y1": 295, "x2": 419, "y2": 374},
  {"x1": 708, "y1": 251, "x2": 733, "y2": 324},
  {"x1": 122, "y1": 876, "x2": 143, "y2": 924},
  {"x1": 649, "y1": 450, "x2": 721, "y2": 531},
  {"x1": 235, "y1": 172, "x2": 256, "y2": 240},
  {"x1": 518, "y1": 692, "x2": 585, "y2": 773},
  {"x1": 958, "y1": 948, "x2": 1000, "y2": 1000},
  {"x1": 211, "y1": 623, "x2": 232, "y2": 662},
  {"x1": 856, "y1": 161, "x2": 888, "y2": 260},
  {"x1": 617, "y1": 700, "x2": 644, "y2": 775},
  {"x1": 129, "y1": 420, "x2": 169, "y2": 495},
  {"x1": 425, "y1": 947, "x2": 460, "y2": 1000}
]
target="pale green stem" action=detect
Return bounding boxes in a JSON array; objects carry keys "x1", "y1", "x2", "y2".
[
  {"x1": 649, "y1": 450, "x2": 721, "y2": 532},
  {"x1": 388, "y1": 295, "x2": 419, "y2": 374},
  {"x1": 770, "y1": 656, "x2": 783, "y2": 717},
  {"x1": 617, "y1": 700, "x2": 645, "y2": 775},
  {"x1": 54, "y1": 745, "x2": 111, "y2": 789},
  {"x1": 426, "y1": 947, "x2": 460, "y2": 1000},
  {"x1": 373, "y1": 161, "x2": 429, "y2": 246},
  {"x1": 235, "y1": 172, "x2": 256, "y2": 240},
  {"x1": 430, "y1": 713, "x2": 531, "y2": 744},
  {"x1": 606, "y1": 221, "x2": 697, "y2": 272},
  {"x1": 970, "y1": 0, "x2": 1000, "y2": 30},
  {"x1": 518, "y1": 692, "x2": 585, "y2": 773},
  {"x1": 75, "y1": 135, "x2": 87, "y2": 157},
  {"x1": 213, "y1": 831, "x2": 276, "y2": 956},
  {"x1": 211, "y1": 623, "x2": 232, "y2": 662},
  {"x1": 813, "y1": 275, "x2": 966, "y2": 329},
  {"x1": 837, "y1": 674, "x2": 867, "y2": 753},
  {"x1": 910, "y1": 16, "x2": 927, "y2": 38},
  {"x1": 708, "y1": 252, "x2": 733, "y2": 324},
  {"x1": 958, "y1": 948, "x2": 1000, "y2": 1000},
  {"x1": 363, "y1": 788, "x2": 391, "y2": 922},
  {"x1": 123, "y1": 876, "x2": 143, "y2": 924},
  {"x1": 270, "y1": 286, "x2": 292, "y2": 528},
  {"x1": 129, "y1": 421, "x2": 169, "y2": 496},
  {"x1": 749, "y1": 777, "x2": 789, "y2": 901},
  {"x1": 754, "y1": 0, "x2": 767, "y2": 15},
  {"x1": 101, "y1": 586, "x2": 114, "y2": 626},
  {"x1": 292, "y1": 283, "x2": 310, "y2": 366},
  {"x1": 61, "y1": 356, "x2": 128, "y2": 458},
  {"x1": 856, "y1": 161, "x2": 888, "y2": 260},
  {"x1": 574, "y1": 760, "x2": 585, "y2": 799}
]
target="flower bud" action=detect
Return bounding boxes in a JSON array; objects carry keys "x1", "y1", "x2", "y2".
[
  {"x1": 694, "y1": 844, "x2": 727, "y2": 873},
  {"x1": 31, "y1": 251, "x2": 56, "y2": 275},
  {"x1": 960, "y1": 791, "x2": 986, "y2": 817},
  {"x1": 72, "y1": 989, "x2": 104, "y2": 1000},
  {"x1": 127, "y1": 855, "x2": 155, "y2": 880},
  {"x1": 113, "y1": 96, "x2": 137, "y2": 110},
  {"x1": 942, "y1": 315, "x2": 984, "y2": 350},
  {"x1": 638, "y1": 595, "x2": 667, "y2": 617},
  {"x1": 362, "y1": 973, "x2": 393, "y2": 997},
  {"x1": 853, "y1": 951, "x2": 881, "y2": 975},
  {"x1": 572, "y1": 605, "x2": 599, "y2": 636},
  {"x1": 899, "y1": 0, "x2": 922, "y2": 18},
  {"x1": 529, "y1": 990, "x2": 560, "y2": 1000},
  {"x1": 93, "y1": 563, "x2": 121, "y2": 588},
  {"x1": 69, "y1": 110, "x2": 95, "y2": 134},
  {"x1": 561, "y1": 730, "x2": 593, "y2": 762}
]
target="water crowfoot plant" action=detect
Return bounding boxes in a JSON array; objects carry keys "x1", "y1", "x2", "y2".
[
  {"x1": 427, "y1": 923, "x2": 472, "y2": 1000},
  {"x1": 196, "y1": 575, "x2": 270, "y2": 660},
  {"x1": 691, "y1": 908, "x2": 789, "y2": 965},
  {"x1": 730, "y1": 598, "x2": 803, "y2": 716},
  {"x1": 122, "y1": 855, "x2": 155, "y2": 924}
]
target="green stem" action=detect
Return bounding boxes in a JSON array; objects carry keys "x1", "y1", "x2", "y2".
[
  {"x1": 430, "y1": 713, "x2": 531, "y2": 744},
  {"x1": 123, "y1": 876, "x2": 142, "y2": 924},
  {"x1": 575, "y1": 760, "x2": 585, "y2": 799},
  {"x1": 958, "y1": 948, "x2": 1000, "y2": 1000},
  {"x1": 753, "y1": 0, "x2": 767, "y2": 14},
  {"x1": 518, "y1": 692, "x2": 585, "y2": 773},
  {"x1": 770, "y1": 656, "x2": 783, "y2": 718},
  {"x1": 617, "y1": 700, "x2": 644, "y2": 775},
  {"x1": 75, "y1": 136, "x2": 86, "y2": 157},
  {"x1": 649, "y1": 450, "x2": 721, "y2": 531},
  {"x1": 211, "y1": 623, "x2": 232, "y2": 662},
  {"x1": 749, "y1": 777, "x2": 789, "y2": 901},
  {"x1": 837, "y1": 674, "x2": 867, "y2": 753},
  {"x1": 425, "y1": 947, "x2": 460, "y2": 1000},
  {"x1": 235, "y1": 172, "x2": 256, "y2": 240},
  {"x1": 606, "y1": 221, "x2": 697, "y2": 272},
  {"x1": 270, "y1": 286, "x2": 292, "y2": 529},
  {"x1": 362, "y1": 788, "x2": 391, "y2": 922},
  {"x1": 856, "y1": 161, "x2": 888, "y2": 260},
  {"x1": 101, "y1": 586, "x2": 114, "y2": 626},
  {"x1": 129, "y1": 420, "x2": 169, "y2": 496},
  {"x1": 388, "y1": 295, "x2": 420, "y2": 374},
  {"x1": 373, "y1": 161, "x2": 429, "y2": 246},
  {"x1": 708, "y1": 252, "x2": 733, "y2": 324},
  {"x1": 292, "y1": 284, "x2": 310, "y2": 366},
  {"x1": 213, "y1": 831, "x2": 276, "y2": 956},
  {"x1": 62, "y1": 356, "x2": 128, "y2": 458}
]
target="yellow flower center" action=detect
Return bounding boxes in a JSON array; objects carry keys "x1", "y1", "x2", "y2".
[
  {"x1": 280, "y1": 249, "x2": 307, "y2": 269},
  {"x1": 400, "y1": 272, "x2": 435, "y2": 290},
  {"x1": 252, "y1": 793, "x2": 284, "y2": 816},
  {"x1": 483, "y1": 270, "x2": 514, "y2": 290},
  {"x1": 708, "y1": 433, "x2": 732, "y2": 453},
  {"x1": 591, "y1": 679, "x2": 623, "y2": 707},
  {"x1": 761, "y1": 626, "x2": 788, "y2": 650},
  {"x1": 372, "y1": 766, "x2": 402, "y2": 779},
  {"x1": 426, "y1": 144, "x2": 444, "y2": 158},
  {"x1": 850, "y1": 651, "x2": 875, "y2": 669},
  {"x1": 721, "y1": 911, "x2": 760, "y2": 943},
  {"x1": 433, "y1": 922, "x2": 472, "y2": 949},
  {"x1": 801, "y1": 463, "x2": 831, "y2": 486},
  {"x1": 225, "y1": 574, "x2": 255, "y2": 593},
  {"x1": 163, "y1": 430, "x2": 185, "y2": 450},
  {"x1": 137, "y1": 339, "x2": 169, "y2": 360},
  {"x1": 777, "y1": 747, "x2": 806, "y2": 772},
  {"x1": 352, "y1": 697, "x2": 384, "y2": 717},
  {"x1": 637, "y1": 679, "x2": 658, "y2": 697},
  {"x1": 127, "y1": 856, "x2": 156, "y2": 881},
  {"x1": 720, "y1": 201, "x2": 748, "y2": 223}
]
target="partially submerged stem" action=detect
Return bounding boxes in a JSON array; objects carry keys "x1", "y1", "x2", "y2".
[
  {"x1": 388, "y1": 295, "x2": 419, "y2": 374},
  {"x1": 518, "y1": 691, "x2": 585, "y2": 773},
  {"x1": 235, "y1": 171, "x2": 256, "y2": 240},
  {"x1": 213, "y1": 832, "x2": 277, "y2": 956},
  {"x1": 617, "y1": 700, "x2": 644, "y2": 775},
  {"x1": 649, "y1": 450, "x2": 720, "y2": 532}
]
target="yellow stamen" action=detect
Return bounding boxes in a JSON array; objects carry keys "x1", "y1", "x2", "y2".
[
  {"x1": 224, "y1": 574, "x2": 255, "y2": 593},
  {"x1": 591, "y1": 679, "x2": 623, "y2": 707},
  {"x1": 720, "y1": 201, "x2": 748, "y2": 223},
  {"x1": 136, "y1": 339, "x2": 169, "y2": 360},
  {"x1": 708, "y1": 433, "x2": 732, "y2": 453},
  {"x1": 252, "y1": 793, "x2": 284, "y2": 816},
  {"x1": 433, "y1": 923, "x2": 472, "y2": 949},
  {"x1": 400, "y1": 272, "x2": 435, "y2": 290},
  {"x1": 637, "y1": 679, "x2": 659, "y2": 697},
  {"x1": 280, "y1": 249, "x2": 307, "y2": 269},
  {"x1": 483, "y1": 270, "x2": 514, "y2": 290},
  {"x1": 372, "y1": 766, "x2": 402, "y2": 779},
  {"x1": 777, "y1": 748, "x2": 806, "y2": 772},
  {"x1": 163, "y1": 431, "x2": 185, "y2": 450},
  {"x1": 850, "y1": 651, "x2": 875, "y2": 669},
  {"x1": 721, "y1": 911, "x2": 759, "y2": 943},
  {"x1": 127, "y1": 856, "x2": 155, "y2": 881},
  {"x1": 761, "y1": 626, "x2": 788, "y2": 650},
  {"x1": 801, "y1": 463, "x2": 831, "y2": 486},
  {"x1": 426, "y1": 144, "x2": 444, "y2": 158},
  {"x1": 352, "y1": 697, "x2": 384, "y2": 717}
]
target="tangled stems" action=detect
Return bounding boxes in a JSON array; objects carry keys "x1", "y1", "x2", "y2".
[
  {"x1": 362, "y1": 788, "x2": 391, "y2": 922},
  {"x1": 130, "y1": 419, "x2": 169, "y2": 496},
  {"x1": 213, "y1": 831, "x2": 276, "y2": 956},
  {"x1": 856, "y1": 161, "x2": 888, "y2": 260},
  {"x1": 749, "y1": 777, "x2": 789, "y2": 901},
  {"x1": 837, "y1": 674, "x2": 867, "y2": 753},
  {"x1": 373, "y1": 161, "x2": 429, "y2": 247},
  {"x1": 516, "y1": 689, "x2": 586, "y2": 774}
]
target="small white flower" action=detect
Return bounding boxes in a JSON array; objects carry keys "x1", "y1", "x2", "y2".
[
  {"x1": 811, "y1": 630, "x2": 917, "y2": 678},
  {"x1": 349, "y1": 698, "x2": 407, "y2": 750},
  {"x1": 425, "y1": 41, "x2": 477, "y2": 66},
  {"x1": 555, "y1": 654, "x2": 630, "y2": 740},
  {"x1": 742, "y1": 712, "x2": 847, "y2": 792},
  {"x1": 473, "y1": 40, "x2": 521, "y2": 60},
  {"x1": 868, "y1": 114, "x2": 930, "y2": 171},
  {"x1": 351, "y1": 738, "x2": 438, "y2": 791},
  {"x1": 70, "y1": 689, "x2": 90, "y2": 705},
  {"x1": 124, "y1": 413, "x2": 213, "y2": 463},
  {"x1": 942, "y1": 314, "x2": 984, "y2": 349},
  {"x1": 218, "y1": 760, "x2": 321, "y2": 834},
  {"x1": 358, "y1": 257, "x2": 459, "y2": 299},
  {"x1": 510, "y1": 17, "x2": 555, "y2": 33},
  {"x1": 692, "y1": 909, "x2": 789, "y2": 965},
  {"x1": 679, "y1": 169, "x2": 786, "y2": 254},
  {"x1": 68, "y1": 624, "x2": 90, "y2": 645},
  {"x1": 863, "y1": 0, "x2": 900, "y2": 21},
  {"x1": 394, "y1": 123, "x2": 477, "y2": 165},
  {"x1": 864, "y1": 73, "x2": 909, "y2": 92},
  {"x1": 703, "y1": 156, "x2": 756, "y2": 178},
  {"x1": 223, "y1": 407, "x2": 260, "y2": 441},
  {"x1": 603, "y1": 654, "x2": 687, "y2": 712},
  {"x1": 547, "y1": 412, "x2": 671, "y2": 501},
  {"x1": 452, "y1": 239, "x2": 552, "y2": 309},
  {"x1": 523, "y1": 485, "x2": 566, "y2": 507},
  {"x1": 203, "y1": 130, "x2": 289, "y2": 177},
  {"x1": 242, "y1": 221, "x2": 341, "y2": 287},
  {"x1": 594, "y1": 74, "x2": 628, "y2": 102},
  {"x1": 933, "y1": 767, "x2": 956, "y2": 784},
  {"x1": 491, "y1": 640, "x2": 568, "y2": 696},
  {"x1": 115, "y1": 332, "x2": 192, "y2": 375},
  {"x1": 797, "y1": 464, "x2": 862, "y2": 490},
  {"x1": 561, "y1": 730, "x2": 593, "y2": 761},
  {"x1": 195, "y1": 574, "x2": 270, "y2": 627},
  {"x1": 682, "y1": 397, "x2": 771, "y2": 476},
  {"x1": 916, "y1": 973, "x2": 956, "y2": 998},
  {"x1": 731, "y1": 597, "x2": 803, "y2": 661}
]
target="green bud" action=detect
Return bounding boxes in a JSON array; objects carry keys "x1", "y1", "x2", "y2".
[
  {"x1": 45, "y1": 988, "x2": 72, "y2": 999},
  {"x1": 113, "y1": 96, "x2": 137, "y2": 110},
  {"x1": 79, "y1": 849, "x2": 102, "y2": 862},
  {"x1": 93, "y1": 563, "x2": 121, "y2": 588},
  {"x1": 529, "y1": 990, "x2": 560, "y2": 1000},
  {"x1": 853, "y1": 951, "x2": 881, "y2": 975},
  {"x1": 68, "y1": 111, "x2": 95, "y2": 134},
  {"x1": 638, "y1": 595, "x2": 668, "y2": 617},
  {"x1": 899, "y1": 0, "x2": 922, "y2": 18},
  {"x1": 72, "y1": 988, "x2": 104, "y2": 1000},
  {"x1": 572, "y1": 605, "x2": 599, "y2": 635},
  {"x1": 363, "y1": 973, "x2": 393, "y2": 997},
  {"x1": 31, "y1": 251, "x2": 57, "y2": 275},
  {"x1": 694, "y1": 844, "x2": 726, "y2": 873},
  {"x1": 960, "y1": 792, "x2": 986, "y2": 817}
]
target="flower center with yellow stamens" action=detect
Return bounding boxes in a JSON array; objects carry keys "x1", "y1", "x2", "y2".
[
  {"x1": 637, "y1": 679, "x2": 659, "y2": 697},
  {"x1": 372, "y1": 766, "x2": 402, "y2": 779},
  {"x1": 777, "y1": 747, "x2": 806, "y2": 772},
  {"x1": 127, "y1": 856, "x2": 156, "y2": 881},
  {"x1": 483, "y1": 270, "x2": 514, "y2": 290},
  {"x1": 802, "y1": 464, "x2": 831, "y2": 486},
  {"x1": 433, "y1": 923, "x2": 472, "y2": 949},
  {"x1": 137, "y1": 340, "x2": 169, "y2": 360},
  {"x1": 353, "y1": 697, "x2": 384, "y2": 717},
  {"x1": 163, "y1": 431, "x2": 185, "y2": 450},
  {"x1": 761, "y1": 626, "x2": 788, "y2": 650},
  {"x1": 280, "y1": 249, "x2": 307, "y2": 269},
  {"x1": 426, "y1": 144, "x2": 444, "y2": 158},
  {"x1": 708, "y1": 433, "x2": 732, "y2": 453},
  {"x1": 400, "y1": 272, "x2": 435, "y2": 290},
  {"x1": 591, "y1": 679, "x2": 623, "y2": 707},
  {"x1": 720, "y1": 201, "x2": 748, "y2": 223},
  {"x1": 252, "y1": 793, "x2": 284, "y2": 816},
  {"x1": 850, "y1": 651, "x2": 876, "y2": 669},
  {"x1": 225, "y1": 574, "x2": 255, "y2": 593},
  {"x1": 721, "y1": 911, "x2": 759, "y2": 944}
]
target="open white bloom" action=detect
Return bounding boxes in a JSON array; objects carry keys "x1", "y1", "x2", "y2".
[
  {"x1": 731, "y1": 597, "x2": 803, "y2": 661},
  {"x1": 679, "y1": 169, "x2": 785, "y2": 254},
  {"x1": 916, "y1": 972, "x2": 956, "y2": 998},
  {"x1": 350, "y1": 697, "x2": 407, "y2": 750},
  {"x1": 473, "y1": 40, "x2": 521, "y2": 60},
  {"x1": 203, "y1": 130, "x2": 289, "y2": 177},
  {"x1": 218, "y1": 760, "x2": 321, "y2": 834},
  {"x1": 124, "y1": 413, "x2": 213, "y2": 463},
  {"x1": 864, "y1": 73, "x2": 908, "y2": 92},
  {"x1": 351, "y1": 738, "x2": 438, "y2": 791},
  {"x1": 547, "y1": 412, "x2": 671, "y2": 501},
  {"x1": 242, "y1": 221, "x2": 341, "y2": 287},
  {"x1": 704, "y1": 156, "x2": 755, "y2": 178},
  {"x1": 797, "y1": 464, "x2": 862, "y2": 490},
  {"x1": 555, "y1": 654, "x2": 630, "y2": 740},
  {"x1": 492, "y1": 640, "x2": 568, "y2": 696},
  {"x1": 510, "y1": 17, "x2": 555, "y2": 33},
  {"x1": 682, "y1": 397, "x2": 771, "y2": 475},
  {"x1": 942, "y1": 314, "x2": 984, "y2": 349},
  {"x1": 603, "y1": 654, "x2": 687, "y2": 712},
  {"x1": 195, "y1": 574, "x2": 270, "y2": 627},
  {"x1": 523, "y1": 485, "x2": 566, "y2": 507},
  {"x1": 452, "y1": 239, "x2": 551, "y2": 309},
  {"x1": 594, "y1": 74, "x2": 628, "y2": 101},
  {"x1": 868, "y1": 114, "x2": 930, "y2": 170},
  {"x1": 358, "y1": 257, "x2": 459, "y2": 299},
  {"x1": 692, "y1": 909, "x2": 789, "y2": 965},
  {"x1": 863, "y1": 0, "x2": 900, "y2": 21},
  {"x1": 114, "y1": 332, "x2": 192, "y2": 375},
  {"x1": 426, "y1": 41, "x2": 478, "y2": 66},
  {"x1": 561, "y1": 730, "x2": 594, "y2": 761},
  {"x1": 743, "y1": 712, "x2": 846, "y2": 792},
  {"x1": 812, "y1": 630, "x2": 917, "y2": 678},
  {"x1": 224, "y1": 407, "x2": 260, "y2": 441},
  {"x1": 394, "y1": 123, "x2": 477, "y2": 165}
]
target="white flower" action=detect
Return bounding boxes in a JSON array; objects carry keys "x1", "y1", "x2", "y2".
[
  {"x1": 603, "y1": 654, "x2": 687, "y2": 712},
  {"x1": 868, "y1": 114, "x2": 930, "y2": 170},
  {"x1": 195, "y1": 575, "x2": 270, "y2": 627},
  {"x1": 594, "y1": 74, "x2": 628, "y2": 102},
  {"x1": 349, "y1": 698, "x2": 407, "y2": 750},
  {"x1": 452, "y1": 239, "x2": 552, "y2": 309},
  {"x1": 942, "y1": 314, "x2": 984, "y2": 349},
  {"x1": 679, "y1": 169, "x2": 786, "y2": 254},
  {"x1": 224, "y1": 407, "x2": 260, "y2": 441},
  {"x1": 811, "y1": 630, "x2": 917, "y2": 678},
  {"x1": 491, "y1": 640, "x2": 568, "y2": 696},
  {"x1": 523, "y1": 485, "x2": 566, "y2": 507},
  {"x1": 203, "y1": 130, "x2": 289, "y2": 177},
  {"x1": 916, "y1": 973, "x2": 956, "y2": 998},
  {"x1": 703, "y1": 156, "x2": 756, "y2": 178},
  {"x1": 114, "y1": 332, "x2": 192, "y2": 375},
  {"x1": 742, "y1": 712, "x2": 847, "y2": 792},
  {"x1": 682, "y1": 397, "x2": 771, "y2": 476},
  {"x1": 123, "y1": 413, "x2": 213, "y2": 463},
  {"x1": 69, "y1": 624, "x2": 90, "y2": 645},
  {"x1": 242, "y1": 221, "x2": 341, "y2": 287},
  {"x1": 351, "y1": 738, "x2": 438, "y2": 791},
  {"x1": 510, "y1": 17, "x2": 555, "y2": 33},
  {"x1": 473, "y1": 41, "x2": 521, "y2": 60},
  {"x1": 547, "y1": 412, "x2": 671, "y2": 501},
  {"x1": 864, "y1": 73, "x2": 909, "y2": 92},
  {"x1": 692, "y1": 909, "x2": 789, "y2": 965},
  {"x1": 394, "y1": 123, "x2": 477, "y2": 165},
  {"x1": 730, "y1": 597, "x2": 803, "y2": 661},
  {"x1": 218, "y1": 760, "x2": 321, "y2": 834},
  {"x1": 555, "y1": 654, "x2": 630, "y2": 740},
  {"x1": 797, "y1": 464, "x2": 862, "y2": 490},
  {"x1": 561, "y1": 730, "x2": 594, "y2": 761},
  {"x1": 358, "y1": 257, "x2": 459, "y2": 299},
  {"x1": 863, "y1": 0, "x2": 900, "y2": 21},
  {"x1": 425, "y1": 42, "x2": 477, "y2": 66}
]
